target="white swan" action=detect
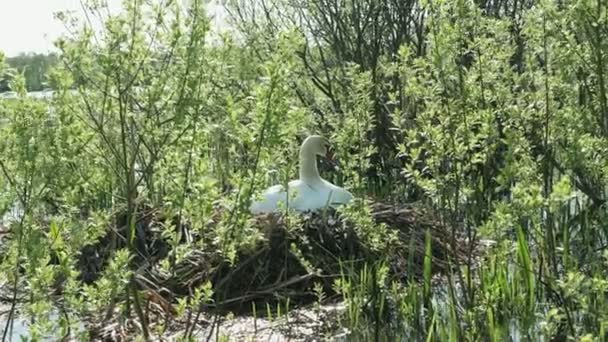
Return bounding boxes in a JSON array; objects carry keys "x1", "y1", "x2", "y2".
[{"x1": 250, "y1": 135, "x2": 353, "y2": 214}]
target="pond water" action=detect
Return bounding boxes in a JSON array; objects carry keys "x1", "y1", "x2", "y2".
[{"x1": 0, "y1": 311, "x2": 31, "y2": 342}]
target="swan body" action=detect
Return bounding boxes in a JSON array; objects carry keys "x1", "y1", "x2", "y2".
[{"x1": 250, "y1": 136, "x2": 353, "y2": 214}]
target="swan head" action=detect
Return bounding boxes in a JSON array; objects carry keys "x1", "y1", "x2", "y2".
[
  {"x1": 299, "y1": 135, "x2": 341, "y2": 182},
  {"x1": 301, "y1": 135, "x2": 330, "y2": 159}
]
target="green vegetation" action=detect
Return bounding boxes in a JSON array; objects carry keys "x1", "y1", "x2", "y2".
[
  {"x1": 1, "y1": 0, "x2": 607, "y2": 340},
  {"x1": 0, "y1": 53, "x2": 58, "y2": 92}
]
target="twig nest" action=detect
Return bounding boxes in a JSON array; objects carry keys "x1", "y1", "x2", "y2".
[{"x1": 155, "y1": 201, "x2": 468, "y2": 312}]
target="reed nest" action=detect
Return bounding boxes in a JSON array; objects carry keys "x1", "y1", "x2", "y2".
[
  {"x1": 77, "y1": 201, "x2": 469, "y2": 316},
  {"x1": 27, "y1": 200, "x2": 476, "y2": 342},
  {"x1": 77, "y1": 201, "x2": 470, "y2": 341},
  {"x1": 152, "y1": 202, "x2": 466, "y2": 312}
]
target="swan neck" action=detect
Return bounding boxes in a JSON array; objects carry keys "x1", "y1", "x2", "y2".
[{"x1": 299, "y1": 149, "x2": 322, "y2": 183}]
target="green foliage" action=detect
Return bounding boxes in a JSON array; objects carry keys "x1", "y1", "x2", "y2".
[
  {"x1": 2, "y1": 0, "x2": 608, "y2": 340},
  {"x1": 1, "y1": 53, "x2": 58, "y2": 92}
]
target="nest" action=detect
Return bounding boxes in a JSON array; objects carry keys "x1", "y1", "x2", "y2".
[
  {"x1": 76, "y1": 205, "x2": 171, "y2": 283},
  {"x1": 64, "y1": 200, "x2": 473, "y2": 340},
  {"x1": 141, "y1": 202, "x2": 469, "y2": 313}
]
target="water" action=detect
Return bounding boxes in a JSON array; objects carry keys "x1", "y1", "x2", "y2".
[
  {"x1": 0, "y1": 205, "x2": 38, "y2": 340},
  {"x1": 0, "y1": 90, "x2": 54, "y2": 100},
  {"x1": 0, "y1": 312, "x2": 30, "y2": 342}
]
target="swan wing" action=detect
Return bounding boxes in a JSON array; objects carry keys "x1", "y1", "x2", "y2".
[
  {"x1": 250, "y1": 185, "x2": 287, "y2": 214},
  {"x1": 250, "y1": 178, "x2": 353, "y2": 214},
  {"x1": 321, "y1": 180, "x2": 354, "y2": 207},
  {"x1": 250, "y1": 181, "x2": 314, "y2": 213}
]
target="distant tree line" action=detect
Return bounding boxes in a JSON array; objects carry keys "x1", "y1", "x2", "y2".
[{"x1": 0, "y1": 52, "x2": 58, "y2": 92}]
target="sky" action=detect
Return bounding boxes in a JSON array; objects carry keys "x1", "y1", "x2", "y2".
[
  {"x1": 0, "y1": 0, "x2": 122, "y2": 57},
  {"x1": 0, "y1": 0, "x2": 229, "y2": 58}
]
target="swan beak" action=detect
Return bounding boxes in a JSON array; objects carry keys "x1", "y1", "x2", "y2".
[{"x1": 325, "y1": 149, "x2": 340, "y2": 171}]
